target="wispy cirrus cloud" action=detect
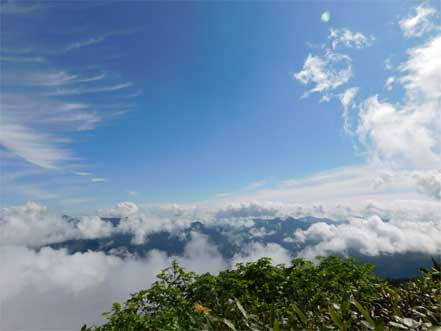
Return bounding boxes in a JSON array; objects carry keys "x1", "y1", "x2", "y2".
[
  {"x1": 91, "y1": 178, "x2": 107, "y2": 183},
  {"x1": 399, "y1": 4, "x2": 437, "y2": 38},
  {"x1": 0, "y1": 121, "x2": 73, "y2": 169},
  {"x1": 329, "y1": 28, "x2": 374, "y2": 49},
  {"x1": 0, "y1": 55, "x2": 47, "y2": 63},
  {"x1": 0, "y1": 1, "x2": 41, "y2": 15},
  {"x1": 293, "y1": 50, "x2": 352, "y2": 98},
  {"x1": 48, "y1": 82, "x2": 132, "y2": 96},
  {"x1": 338, "y1": 87, "x2": 358, "y2": 134},
  {"x1": 0, "y1": 7, "x2": 139, "y2": 203}
]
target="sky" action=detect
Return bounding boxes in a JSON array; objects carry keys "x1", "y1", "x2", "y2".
[
  {"x1": 1, "y1": 1, "x2": 441, "y2": 329},
  {"x1": 2, "y1": 1, "x2": 439, "y2": 212}
]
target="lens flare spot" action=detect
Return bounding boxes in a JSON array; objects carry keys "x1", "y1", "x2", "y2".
[{"x1": 321, "y1": 11, "x2": 331, "y2": 23}]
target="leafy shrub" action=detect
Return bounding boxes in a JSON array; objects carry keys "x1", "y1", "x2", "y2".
[{"x1": 82, "y1": 256, "x2": 441, "y2": 331}]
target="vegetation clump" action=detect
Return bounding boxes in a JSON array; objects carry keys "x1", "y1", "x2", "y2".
[{"x1": 82, "y1": 256, "x2": 441, "y2": 331}]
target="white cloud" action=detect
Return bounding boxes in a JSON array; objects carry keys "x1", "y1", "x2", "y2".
[
  {"x1": 329, "y1": 28, "x2": 374, "y2": 49},
  {"x1": 356, "y1": 95, "x2": 440, "y2": 167},
  {"x1": 0, "y1": 121, "x2": 72, "y2": 169},
  {"x1": 0, "y1": 55, "x2": 47, "y2": 63},
  {"x1": 0, "y1": 235, "x2": 225, "y2": 330},
  {"x1": 1, "y1": 95, "x2": 103, "y2": 133},
  {"x1": 249, "y1": 227, "x2": 276, "y2": 237},
  {"x1": 175, "y1": 232, "x2": 226, "y2": 274},
  {"x1": 77, "y1": 216, "x2": 115, "y2": 239},
  {"x1": 0, "y1": 1, "x2": 40, "y2": 15},
  {"x1": 295, "y1": 214, "x2": 441, "y2": 260},
  {"x1": 27, "y1": 70, "x2": 78, "y2": 86},
  {"x1": 91, "y1": 177, "x2": 107, "y2": 183},
  {"x1": 214, "y1": 202, "x2": 282, "y2": 220},
  {"x1": 99, "y1": 201, "x2": 139, "y2": 217},
  {"x1": 413, "y1": 170, "x2": 441, "y2": 200},
  {"x1": 2, "y1": 196, "x2": 440, "y2": 329},
  {"x1": 75, "y1": 171, "x2": 92, "y2": 176},
  {"x1": 23, "y1": 70, "x2": 105, "y2": 87},
  {"x1": 61, "y1": 30, "x2": 134, "y2": 53},
  {"x1": 399, "y1": 35, "x2": 441, "y2": 100},
  {"x1": 356, "y1": 35, "x2": 441, "y2": 169},
  {"x1": 385, "y1": 76, "x2": 395, "y2": 91},
  {"x1": 0, "y1": 67, "x2": 129, "y2": 173},
  {"x1": 232, "y1": 242, "x2": 291, "y2": 266},
  {"x1": 0, "y1": 202, "x2": 76, "y2": 246},
  {"x1": 48, "y1": 82, "x2": 132, "y2": 96},
  {"x1": 384, "y1": 58, "x2": 394, "y2": 71},
  {"x1": 1, "y1": 21, "x2": 138, "y2": 187},
  {"x1": 294, "y1": 50, "x2": 352, "y2": 97},
  {"x1": 65, "y1": 36, "x2": 106, "y2": 52},
  {"x1": 339, "y1": 87, "x2": 358, "y2": 134},
  {"x1": 399, "y1": 5, "x2": 437, "y2": 38}
]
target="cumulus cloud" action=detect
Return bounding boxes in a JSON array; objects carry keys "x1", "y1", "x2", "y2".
[
  {"x1": 294, "y1": 50, "x2": 352, "y2": 97},
  {"x1": 0, "y1": 234, "x2": 225, "y2": 330},
  {"x1": 77, "y1": 216, "x2": 115, "y2": 239},
  {"x1": 175, "y1": 232, "x2": 226, "y2": 274},
  {"x1": 399, "y1": 35, "x2": 441, "y2": 100},
  {"x1": 329, "y1": 28, "x2": 374, "y2": 49},
  {"x1": 293, "y1": 18, "x2": 441, "y2": 201},
  {"x1": 0, "y1": 202, "x2": 129, "y2": 246},
  {"x1": 399, "y1": 5, "x2": 437, "y2": 38},
  {"x1": 356, "y1": 34, "x2": 441, "y2": 169},
  {"x1": 2, "y1": 198, "x2": 440, "y2": 329},
  {"x1": 232, "y1": 242, "x2": 291, "y2": 266},
  {"x1": 249, "y1": 227, "x2": 276, "y2": 237},
  {"x1": 214, "y1": 202, "x2": 282, "y2": 220},
  {"x1": 0, "y1": 202, "x2": 78, "y2": 246},
  {"x1": 356, "y1": 95, "x2": 439, "y2": 167},
  {"x1": 99, "y1": 201, "x2": 140, "y2": 217},
  {"x1": 294, "y1": 215, "x2": 441, "y2": 260},
  {"x1": 414, "y1": 170, "x2": 441, "y2": 200}
]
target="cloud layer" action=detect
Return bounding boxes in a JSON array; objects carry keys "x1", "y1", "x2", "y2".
[{"x1": 1, "y1": 197, "x2": 440, "y2": 329}]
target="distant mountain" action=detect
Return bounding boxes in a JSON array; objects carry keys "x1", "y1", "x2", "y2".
[{"x1": 47, "y1": 216, "x2": 434, "y2": 279}]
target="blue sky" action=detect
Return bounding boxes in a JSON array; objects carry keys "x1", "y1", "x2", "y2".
[{"x1": 1, "y1": 1, "x2": 440, "y2": 212}]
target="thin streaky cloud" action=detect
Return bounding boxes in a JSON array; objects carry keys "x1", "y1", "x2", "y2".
[
  {"x1": 0, "y1": 55, "x2": 47, "y2": 63},
  {"x1": 91, "y1": 178, "x2": 107, "y2": 183},
  {"x1": 48, "y1": 82, "x2": 133, "y2": 96},
  {"x1": 64, "y1": 36, "x2": 106, "y2": 52},
  {"x1": 58, "y1": 29, "x2": 137, "y2": 54},
  {"x1": 75, "y1": 172, "x2": 92, "y2": 177},
  {"x1": 0, "y1": 1, "x2": 41, "y2": 15},
  {"x1": 0, "y1": 121, "x2": 72, "y2": 169},
  {"x1": 76, "y1": 72, "x2": 106, "y2": 83}
]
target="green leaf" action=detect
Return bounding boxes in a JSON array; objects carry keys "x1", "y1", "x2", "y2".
[
  {"x1": 351, "y1": 297, "x2": 375, "y2": 327},
  {"x1": 328, "y1": 305, "x2": 346, "y2": 331},
  {"x1": 235, "y1": 299, "x2": 248, "y2": 319},
  {"x1": 223, "y1": 318, "x2": 238, "y2": 331},
  {"x1": 290, "y1": 303, "x2": 307, "y2": 324}
]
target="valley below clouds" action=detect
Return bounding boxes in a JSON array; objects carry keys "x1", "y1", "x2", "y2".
[{"x1": 1, "y1": 199, "x2": 440, "y2": 329}]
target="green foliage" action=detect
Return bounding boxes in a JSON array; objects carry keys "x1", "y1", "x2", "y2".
[{"x1": 82, "y1": 256, "x2": 441, "y2": 331}]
